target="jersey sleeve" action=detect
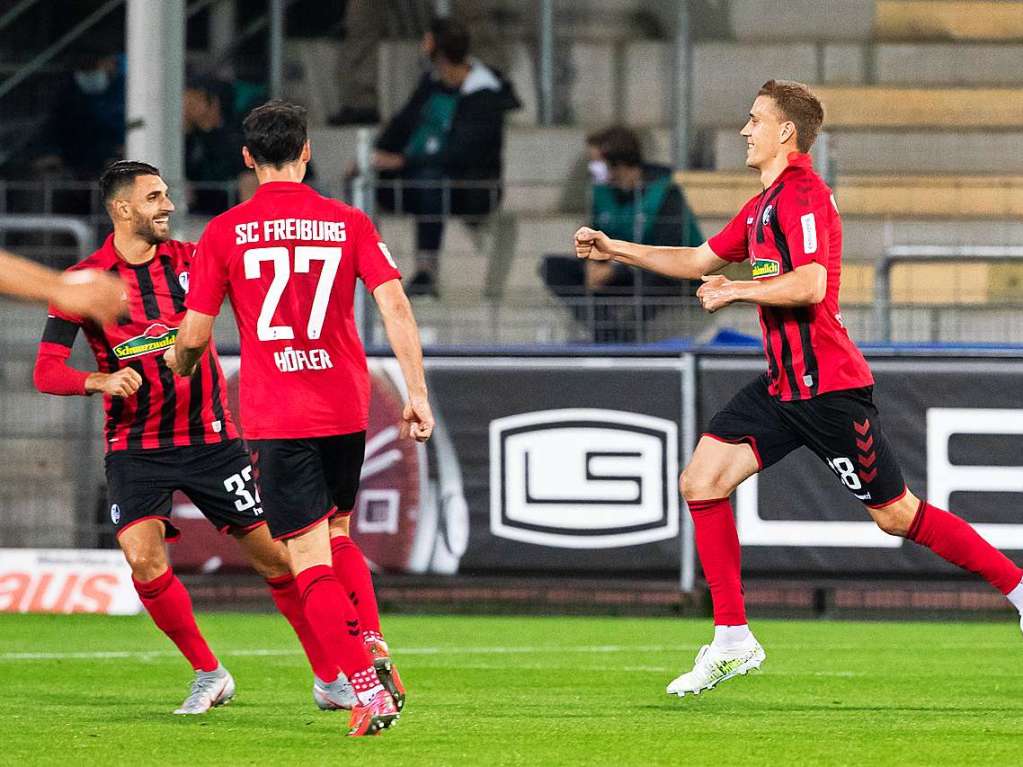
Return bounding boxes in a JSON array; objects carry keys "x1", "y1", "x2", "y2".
[
  {"x1": 707, "y1": 201, "x2": 752, "y2": 263},
  {"x1": 353, "y1": 211, "x2": 402, "y2": 293},
  {"x1": 35, "y1": 309, "x2": 88, "y2": 395},
  {"x1": 185, "y1": 223, "x2": 230, "y2": 315},
  {"x1": 778, "y1": 192, "x2": 832, "y2": 269}
]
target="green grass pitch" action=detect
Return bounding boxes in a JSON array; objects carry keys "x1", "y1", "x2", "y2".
[{"x1": 1, "y1": 612, "x2": 1020, "y2": 766}]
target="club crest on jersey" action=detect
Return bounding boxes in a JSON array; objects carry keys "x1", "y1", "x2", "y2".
[
  {"x1": 110, "y1": 504, "x2": 120, "y2": 524},
  {"x1": 113, "y1": 323, "x2": 179, "y2": 359},
  {"x1": 178, "y1": 271, "x2": 190, "y2": 293},
  {"x1": 751, "y1": 258, "x2": 780, "y2": 279},
  {"x1": 762, "y1": 204, "x2": 775, "y2": 227}
]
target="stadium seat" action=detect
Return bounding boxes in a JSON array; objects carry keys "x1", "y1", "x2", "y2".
[
  {"x1": 875, "y1": 1, "x2": 1023, "y2": 41},
  {"x1": 676, "y1": 171, "x2": 1023, "y2": 219},
  {"x1": 810, "y1": 86, "x2": 1023, "y2": 129}
]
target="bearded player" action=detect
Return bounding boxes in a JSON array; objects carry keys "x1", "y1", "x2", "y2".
[
  {"x1": 167, "y1": 100, "x2": 433, "y2": 736},
  {"x1": 575, "y1": 80, "x2": 1023, "y2": 697},
  {"x1": 34, "y1": 160, "x2": 351, "y2": 715}
]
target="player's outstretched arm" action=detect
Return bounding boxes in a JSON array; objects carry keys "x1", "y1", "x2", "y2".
[
  {"x1": 574, "y1": 227, "x2": 727, "y2": 280},
  {"x1": 372, "y1": 279, "x2": 434, "y2": 443},
  {"x1": 166, "y1": 309, "x2": 215, "y2": 377},
  {"x1": 0, "y1": 248, "x2": 125, "y2": 325},
  {"x1": 697, "y1": 263, "x2": 827, "y2": 313}
]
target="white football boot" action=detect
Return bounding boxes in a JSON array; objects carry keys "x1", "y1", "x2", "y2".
[
  {"x1": 313, "y1": 675, "x2": 358, "y2": 711},
  {"x1": 174, "y1": 665, "x2": 235, "y2": 714},
  {"x1": 666, "y1": 635, "x2": 766, "y2": 697}
]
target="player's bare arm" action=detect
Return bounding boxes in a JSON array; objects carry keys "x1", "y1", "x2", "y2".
[
  {"x1": 372, "y1": 279, "x2": 434, "y2": 443},
  {"x1": 0, "y1": 248, "x2": 125, "y2": 325},
  {"x1": 166, "y1": 309, "x2": 215, "y2": 376},
  {"x1": 574, "y1": 227, "x2": 727, "y2": 280},
  {"x1": 697, "y1": 263, "x2": 826, "y2": 313}
]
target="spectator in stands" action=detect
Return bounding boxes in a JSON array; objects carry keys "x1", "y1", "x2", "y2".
[
  {"x1": 542, "y1": 126, "x2": 703, "y2": 343},
  {"x1": 370, "y1": 17, "x2": 520, "y2": 297},
  {"x1": 183, "y1": 76, "x2": 245, "y2": 215},
  {"x1": 329, "y1": 0, "x2": 509, "y2": 126},
  {"x1": 36, "y1": 48, "x2": 126, "y2": 179}
]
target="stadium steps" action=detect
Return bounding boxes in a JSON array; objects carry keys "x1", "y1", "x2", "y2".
[
  {"x1": 873, "y1": 42, "x2": 1023, "y2": 85},
  {"x1": 874, "y1": 0, "x2": 1023, "y2": 41},
  {"x1": 810, "y1": 85, "x2": 1023, "y2": 129},
  {"x1": 677, "y1": 171, "x2": 1023, "y2": 218},
  {"x1": 713, "y1": 128, "x2": 1023, "y2": 174}
]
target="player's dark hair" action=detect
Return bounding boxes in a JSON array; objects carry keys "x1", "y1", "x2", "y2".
[
  {"x1": 757, "y1": 80, "x2": 824, "y2": 153},
  {"x1": 587, "y1": 125, "x2": 643, "y2": 168},
  {"x1": 242, "y1": 100, "x2": 308, "y2": 168},
  {"x1": 99, "y1": 160, "x2": 161, "y2": 205},
  {"x1": 429, "y1": 17, "x2": 470, "y2": 64}
]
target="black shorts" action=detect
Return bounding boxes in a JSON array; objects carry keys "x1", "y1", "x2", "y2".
[
  {"x1": 106, "y1": 440, "x2": 266, "y2": 542},
  {"x1": 706, "y1": 375, "x2": 907, "y2": 508},
  {"x1": 247, "y1": 432, "x2": 366, "y2": 541}
]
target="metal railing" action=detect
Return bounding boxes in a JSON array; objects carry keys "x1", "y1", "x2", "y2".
[{"x1": 874, "y1": 245, "x2": 1023, "y2": 343}]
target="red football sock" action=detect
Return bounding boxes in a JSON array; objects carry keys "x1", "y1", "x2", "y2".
[
  {"x1": 133, "y1": 568, "x2": 218, "y2": 672},
  {"x1": 908, "y1": 502, "x2": 1023, "y2": 594},
  {"x1": 330, "y1": 535, "x2": 382, "y2": 636},
  {"x1": 294, "y1": 564, "x2": 378, "y2": 681},
  {"x1": 689, "y1": 497, "x2": 747, "y2": 626},
  {"x1": 265, "y1": 574, "x2": 338, "y2": 682}
]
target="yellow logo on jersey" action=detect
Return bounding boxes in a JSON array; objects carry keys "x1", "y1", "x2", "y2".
[{"x1": 751, "y1": 258, "x2": 780, "y2": 279}]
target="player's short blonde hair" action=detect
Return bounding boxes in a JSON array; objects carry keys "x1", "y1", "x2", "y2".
[{"x1": 757, "y1": 80, "x2": 824, "y2": 153}]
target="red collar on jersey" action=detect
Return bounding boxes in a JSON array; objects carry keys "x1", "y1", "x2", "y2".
[
  {"x1": 254, "y1": 180, "x2": 307, "y2": 195},
  {"x1": 786, "y1": 151, "x2": 813, "y2": 169},
  {"x1": 96, "y1": 233, "x2": 178, "y2": 269}
]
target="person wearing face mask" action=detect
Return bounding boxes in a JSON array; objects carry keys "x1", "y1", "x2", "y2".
[
  {"x1": 369, "y1": 17, "x2": 520, "y2": 298},
  {"x1": 36, "y1": 48, "x2": 125, "y2": 180},
  {"x1": 542, "y1": 126, "x2": 702, "y2": 343}
]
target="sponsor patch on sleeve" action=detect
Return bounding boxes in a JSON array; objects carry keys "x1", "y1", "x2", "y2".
[
  {"x1": 378, "y1": 242, "x2": 397, "y2": 269},
  {"x1": 800, "y1": 212, "x2": 818, "y2": 255}
]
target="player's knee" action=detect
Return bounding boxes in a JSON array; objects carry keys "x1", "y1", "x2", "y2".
[
  {"x1": 869, "y1": 505, "x2": 912, "y2": 537},
  {"x1": 679, "y1": 468, "x2": 724, "y2": 503},
  {"x1": 122, "y1": 549, "x2": 168, "y2": 581}
]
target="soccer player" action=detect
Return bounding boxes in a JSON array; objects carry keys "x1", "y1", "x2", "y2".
[
  {"x1": 1, "y1": 246, "x2": 124, "y2": 325},
  {"x1": 35, "y1": 160, "x2": 346, "y2": 715},
  {"x1": 575, "y1": 80, "x2": 1023, "y2": 697},
  {"x1": 166, "y1": 100, "x2": 434, "y2": 736}
]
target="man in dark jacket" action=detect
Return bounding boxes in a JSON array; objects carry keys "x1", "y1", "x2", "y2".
[
  {"x1": 372, "y1": 17, "x2": 520, "y2": 297},
  {"x1": 542, "y1": 126, "x2": 703, "y2": 343}
]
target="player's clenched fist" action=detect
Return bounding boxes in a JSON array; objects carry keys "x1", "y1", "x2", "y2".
[
  {"x1": 400, "y1": 394, "x2": 435, "y2": 443},
  {"x1": 87, "y1": 367, "x2": 143, "y2": 398},
  {"x1": 574, "y1": 227, "x2": 613, "y2": 261}
]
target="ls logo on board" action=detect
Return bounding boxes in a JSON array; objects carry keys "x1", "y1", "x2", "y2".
[{"x1": 489, "y1": 409, "x2": 679, "y2": 549}]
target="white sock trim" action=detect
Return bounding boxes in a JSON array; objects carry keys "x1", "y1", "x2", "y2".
[
  {"x1": 712, "y1": 624, "x2": 752, "y2": 649},
  {"x1": 1007, "y1": 577, "x2": 1023, "y2": 613}
]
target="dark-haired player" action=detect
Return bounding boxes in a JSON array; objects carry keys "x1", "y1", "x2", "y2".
[
  {"x1": 167, "y1": 100, "x2": 433, "y2": 736},
  {"x1": 575, "y1": 80, "x2": 1023, "y2": 697},
  {"x1": 35, "y1": 160, "x2": 345, "y2": 715}
]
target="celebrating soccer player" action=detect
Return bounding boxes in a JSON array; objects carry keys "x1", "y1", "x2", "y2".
[
  {"x1": 166, "y1": 101, "x2": 433, "y2": 736},
  {"x1": 35, "y1": 160, "x2": 346, "y2": 715},
  {"x1": 575, "y1": 80, "x2": 1023, "y2": 697}
]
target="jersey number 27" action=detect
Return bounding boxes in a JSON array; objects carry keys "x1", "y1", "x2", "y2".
[{"x1": 243, "y1": 246, "x2": 341, "y2": 341}]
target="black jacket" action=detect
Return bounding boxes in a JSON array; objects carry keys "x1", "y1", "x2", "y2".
[{"x1": 376, "y1": 61, "x2": 520, "y2": 184}]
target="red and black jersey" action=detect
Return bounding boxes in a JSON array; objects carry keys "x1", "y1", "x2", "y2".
[
  {"x1": 707, "y1": 152, "x2": 873, "y2": 401},
  {"x1": 35, "y1": 235, "x2": 238, "y2": 452}
]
